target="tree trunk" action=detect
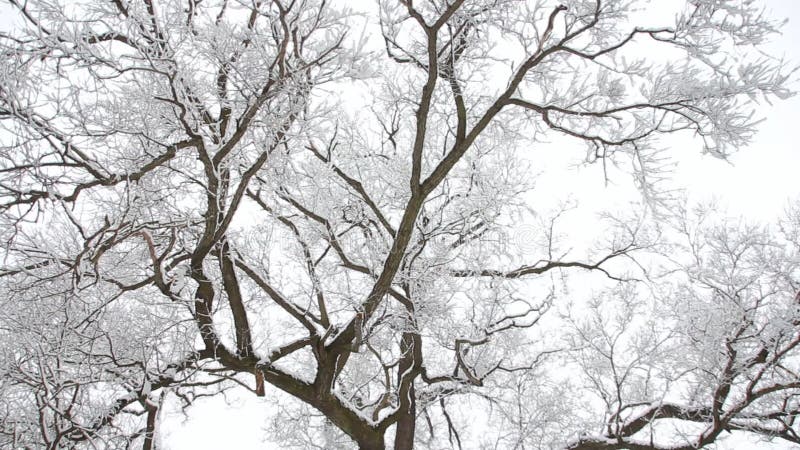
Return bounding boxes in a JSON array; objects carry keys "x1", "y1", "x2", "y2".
[
  {"x1": 142, "y1": 399, "x2": 158, "y2": 450},
  {"x1": 393, "y1": 384, "x2": 416, "y2": 450},
  {"x1": 356, "y1": 433, "x2": 385, "y2": 450}
]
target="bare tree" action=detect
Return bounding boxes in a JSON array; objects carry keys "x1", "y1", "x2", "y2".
[
  {"x1": 563, "y1": 205, "x2": 800, "y2": 450},
  {"x1": 0, "y1": 0, "x2": 795, "y2": 449}
]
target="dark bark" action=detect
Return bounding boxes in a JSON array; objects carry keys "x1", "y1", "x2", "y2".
[
  {"x1": 393, "y1": 385, "x2": 416, "y2": 450},
  {"x1": 142, "y1": 400, "x2": 158, "y2": 450},
  {"x1": 394, "y1": 330, "x2": 419, "y2": 450},
  {"x1": 219, "y1": 240, "x2": 254, "y2": 357},
  {"x1": 356, "y1": 434, "x2": 385, "y2": 450},
  {"x1": 254, "y1": 368, "x2": 265, "y2": 397}
]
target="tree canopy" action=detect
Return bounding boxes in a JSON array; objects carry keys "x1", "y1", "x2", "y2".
[{"x1": 0, "y1": 0, "x2": 797, "y2": 449}]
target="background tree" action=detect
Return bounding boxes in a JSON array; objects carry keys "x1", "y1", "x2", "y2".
[{"x1": 0, "y1": 0, "x2": 796, "y2": 449}]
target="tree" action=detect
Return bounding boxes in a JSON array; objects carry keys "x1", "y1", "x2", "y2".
[{"x1": 0, "y1": 0, "x2": 796, "y2": 448}]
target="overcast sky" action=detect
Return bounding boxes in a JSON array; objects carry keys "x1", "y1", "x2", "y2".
[{"x1": 673, "y1": 0, "x2": 800, "y2": 219}]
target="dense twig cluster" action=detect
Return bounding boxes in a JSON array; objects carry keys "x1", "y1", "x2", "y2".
[{"x1": 0, "y1": 0, "x2": 796, "y2": 449}]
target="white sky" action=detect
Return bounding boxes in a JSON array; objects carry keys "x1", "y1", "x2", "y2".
[{"x1": 674, "y1": 0, "x2": 800, "y2": 218}]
